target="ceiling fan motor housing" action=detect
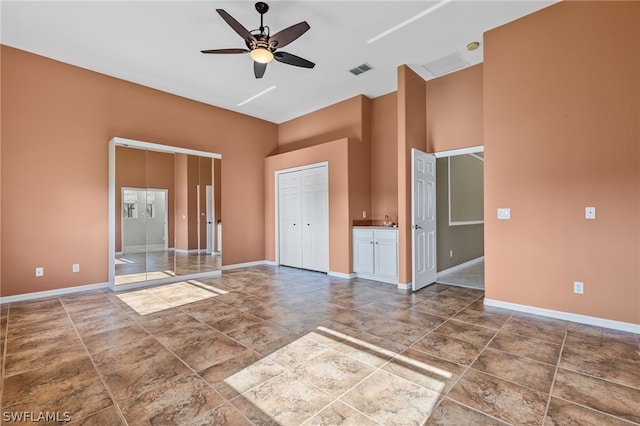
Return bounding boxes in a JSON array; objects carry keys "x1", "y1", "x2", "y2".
[{"x1": 247, "y1": 34, "x2": 274, "y2": 52}]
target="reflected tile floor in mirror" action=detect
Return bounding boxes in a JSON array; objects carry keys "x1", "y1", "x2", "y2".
[
  {"x1": 2, "y1": 266, "x2": 639, "y2": 425},
  {"x1": 115, "y1": 251, "x2": 221, "y2": 285}
]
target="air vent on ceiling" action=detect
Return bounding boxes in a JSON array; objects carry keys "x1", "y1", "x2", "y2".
[
  {"x1": 422, "y1": 52, "x2": 468, "y2": 77},
  {"x1": 349, "y1": 63, "x2": 374, "y2": 76}
]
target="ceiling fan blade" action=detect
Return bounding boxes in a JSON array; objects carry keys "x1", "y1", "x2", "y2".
[
  {"x1": 269, "y1": 22, "x2": 310, "y2": 48},
  {"x1": 201, "y1": 48, "x2": 249, "y2": 54},
  {"x1": 274, "y1": 51, "x2": 315, "y2": 69},
  {"x1": 216, "y1": 9, "x2": 256, "y2": 43},
  {"x1": 254, "y1": 61, "x2": 267, "y2": 79}
]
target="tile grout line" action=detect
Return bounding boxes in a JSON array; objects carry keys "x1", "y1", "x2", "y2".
[
  {"x1": 1, "y1": 304, "x2": 10, "y2": 414},
  {"x1": 59, "y1": 294, "x2": 131, "y2": 426},
  {"x1": 128, "y1": 290, "x2": 270, "y2": 425},
  {"x1": 78, "y1": 291, "x2": 230, "y2": 420},
  {"x1": 250, "y1": 330, "x2": 382, "y2": 425},
  {"x1": 541, "y1": 328, "x2": 567, "y2": 425},
  {"x1": 429, "y1": 309, "x2": 516, "y2": 423},
  {"x1": 550, "y1": 395, "x2": 640, "y2": 426}
]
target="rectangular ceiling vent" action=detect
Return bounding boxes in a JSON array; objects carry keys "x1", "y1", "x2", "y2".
[
  {"x1": 349, "y1": 63, "x2": 374, "y2": 76},
  {"x1": 422, "y1": 52, "x2": 468, "y2": 77}
]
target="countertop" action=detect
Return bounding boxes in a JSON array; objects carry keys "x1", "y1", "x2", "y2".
[{"x1": 353, "y1": 225, "x2": 398, "y2": 229}]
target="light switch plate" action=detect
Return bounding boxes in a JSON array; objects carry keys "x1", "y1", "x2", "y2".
[
  {"x1": 585, "y1": 207, "x2": 596, "y2": 220},
  {"x1": 497, "y1": 208, "x2": 511, "y2": 220}
]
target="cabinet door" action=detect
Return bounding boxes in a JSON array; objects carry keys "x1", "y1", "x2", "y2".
[
  {"x1": 354, "y1": 238, "x2": 375, "y2": 274},
  {"x1": 375, "y1": 240, "x2": 398, "y2": 278}
]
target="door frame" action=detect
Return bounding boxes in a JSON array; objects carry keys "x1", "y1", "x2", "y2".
[
  {"x1": 274, "y1": 161, "x2": 329, "y2": 267},
  {"x1": 432, "y1": 144, "x2": 484, "y2": 281}
]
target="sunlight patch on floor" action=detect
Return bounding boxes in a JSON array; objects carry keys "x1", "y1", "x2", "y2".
[
  {"x1": 223, "y1": 326, "x2": 447, "y2": 424},
  {"x1": 115, "y1": 280, "x2": 228, "y2": 315},
  {"x1": 114, "y1": 270, "x2": 175, "y2": 285}
]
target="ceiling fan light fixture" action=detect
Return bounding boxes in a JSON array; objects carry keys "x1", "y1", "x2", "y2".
[{"x1": 250, "y1": 48, "x2": 274, "y2": 64}]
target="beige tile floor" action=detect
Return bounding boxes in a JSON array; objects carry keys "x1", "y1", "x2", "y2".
[{"x1": 1, "y1": 265, "x2": 639, "y2": 425}]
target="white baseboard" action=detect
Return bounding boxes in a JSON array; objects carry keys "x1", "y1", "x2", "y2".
[
  {"x1": 222, "y1": 260, "x2": 270, "y2": 270},
  {"x1": 354, "y1": 272, "x2": 398, "y2": 285},
  {"x1": 328, "y1": 271, "x2": 356, "y2": 279},
  {"x1": 264, "y1": 260, "x2": 278, "y2": 266},
  {"x1": 397, "y1": 283, "x2": 412, "y2": 290},
  {"x1": 0, "y1": 282, "x2": 110, "y2": 305},
  {"x1": 174, "y1": 249, "x2": 201, "y2": 254},
  {"x1": 437, "y1": 256, "x2": 484, "y2": 277},
  {"x1": 484, "y1": 298, "x2": 640, "y2": 335}
]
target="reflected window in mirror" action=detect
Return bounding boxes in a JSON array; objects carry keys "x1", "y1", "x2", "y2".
[{"x1": 123, "y1": 189, "x2": 138, "y2": 219}]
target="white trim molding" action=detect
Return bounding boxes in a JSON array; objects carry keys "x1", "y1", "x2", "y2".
[
  {"x1": 328, "y1": 271, "x2": 356, "y2": 279},
  {"x1": 484, "y1": 298, "x2": 640, "y2": 335},
  {"x1": 397, "y1": 283, "x2": 412, "y2": 290},
  {"x1": 221, "y1": 260, "x2": 270, "y2": 270},
  {"x1": 434, "y1": 145, "x2": 483, "y2": 158},
  {"x1": 437, "y1": 256, "x2": 484, "y2": 277},
  {"x1": 0, "y1": 282, "x2": 110, "y2": 305}
]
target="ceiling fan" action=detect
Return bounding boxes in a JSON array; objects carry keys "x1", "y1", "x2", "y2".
[{"x1": 202, "y1": 2, "x2": 315, "y2": 79}]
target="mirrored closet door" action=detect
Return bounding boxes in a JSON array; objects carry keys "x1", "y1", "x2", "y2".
[{"x1": 108, "y1": 138, "x2": 222, "y2": 290}]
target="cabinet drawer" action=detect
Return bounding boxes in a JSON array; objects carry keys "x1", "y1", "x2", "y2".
[
  {"x1": 354, "y1": 229, "x2": 375, "y2": 240},
  {"x1": 374, "y1": 229, "x2": 398, "y2": 241}
]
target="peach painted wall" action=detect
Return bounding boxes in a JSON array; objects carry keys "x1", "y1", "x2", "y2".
[
  {"x1": 371, "y1": 92, "x2": 398, "y2": 222},
  {"x1": 264, "y1": 138, "x2": 351, "y2": 274},
  {"x1": 348, "y1": 97, "x2": 372, "y2": 225},
  {"x1": 276, "y1": 95, "x2": 371, "y2": 224},
  {"x1": 277, "y1": 95, "x2": 368, "y2": 153},
  {"x1": 174, "y1": 154, "x2": 200, "y2": 251},
  {"x1": 397, "y1": 65, "x2": 427, "y2": 284},
  {"x1": 484, "y1": 1, "x2": 640, "y2": 324},
  {"x1": 174, "y1": 154, "x2": 188, "y2": 251},
  {"x1": 426, "y1": 64, "x2": 483, "y2": 152},
  {"x1": 1, "y1": 45, "x2": 277, "y2": 297},
  {"x1": 115, "y1": 147, "x2": 175, "y2": 253}
]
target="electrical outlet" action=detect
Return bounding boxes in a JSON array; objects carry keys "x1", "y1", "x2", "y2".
[
  {"x1": 497, "y1": 208, "x2": 511, "y2": 220},
  {"x1": 72, "y1": 264, "x2": 80, "y2": 273},
  {"x1": 449, "y1": 250, "x2": 453, "y2": 258},
  {"x1": 573, "y1": 281, "x2": 584, "y2": 294},
  {"x1": 585, "y1": 207, "x2": 596, "y2": 220},
  {"x1": 362, "y1": 210, "x2": 367, "y2": 219},
  {"x1": 35, "y1": 267, "x2": 44, "y2": 277}
]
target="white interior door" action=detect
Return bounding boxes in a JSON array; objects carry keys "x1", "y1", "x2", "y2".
[
  {"x1": 412, "y1": 149, "x2": 437, "y2": 291},
  {"x1": 301, "y1": 166, "x2": 329, "y2": 272},
  {"x1": 278, "y1": 171, "x2": 303, "y2": 268}
]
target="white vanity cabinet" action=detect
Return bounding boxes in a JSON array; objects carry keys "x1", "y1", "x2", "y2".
[{"x1": 353, "y1": 227, "x2": 398, "y2": 284}]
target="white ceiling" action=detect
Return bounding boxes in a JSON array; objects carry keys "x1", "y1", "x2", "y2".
[{"x1": 1, "y1": 1, "x2": 556, "y2": 124}]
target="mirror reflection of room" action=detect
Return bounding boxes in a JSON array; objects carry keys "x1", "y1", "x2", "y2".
[{"x1": 114, "y1": 146, "x2": 221, "y2": 285}]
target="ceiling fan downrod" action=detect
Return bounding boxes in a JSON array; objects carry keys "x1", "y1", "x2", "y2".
[{"x1": 255, "y1": 2, "x2": 269, "y2": 34}]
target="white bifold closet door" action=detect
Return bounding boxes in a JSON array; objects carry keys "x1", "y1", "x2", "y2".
[{"x1": 278, "y1": 165, "x2": 329, "y2": 272}]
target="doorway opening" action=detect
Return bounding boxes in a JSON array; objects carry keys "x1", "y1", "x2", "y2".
[{"x1": 434, "y1": 146, "x2": 484, "y2": 289}]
